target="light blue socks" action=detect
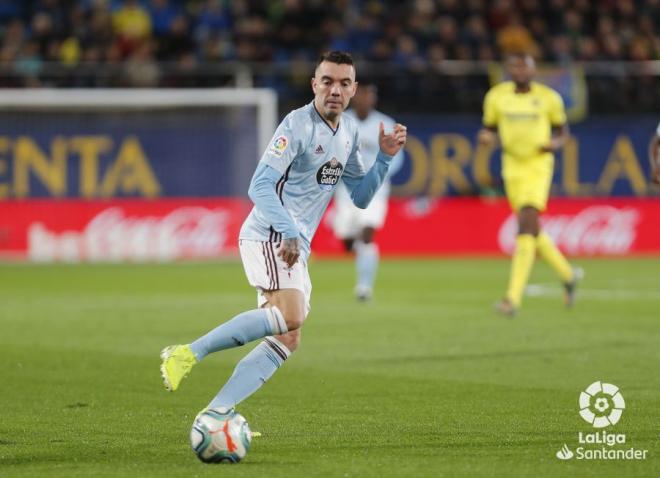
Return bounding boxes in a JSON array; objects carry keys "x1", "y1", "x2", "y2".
[
  {"x1": 355, "y1": 241, "x2": 379, "y2": 293},
  {"x1": 209, "y1": 337, "x2": 291, "y2": 409},
  {"x1": 190, "y1": 307, "x2": 287, "y2": 361}
]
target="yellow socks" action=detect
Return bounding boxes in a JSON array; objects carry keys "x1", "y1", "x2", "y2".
[
  {"x1": 536, "y1": 232, "x2": 573, "y2": 283},
  {"x1": 506, "y1": 234, "x2": 537, "y2": 308}
]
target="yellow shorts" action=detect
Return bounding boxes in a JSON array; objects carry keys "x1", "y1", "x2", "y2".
[{"x1": 504, "y1": 171, "x2": 553, "y2": 212}]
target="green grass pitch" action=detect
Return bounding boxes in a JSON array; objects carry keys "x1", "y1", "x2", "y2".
[{"x1": 1, "y1": 258, "x2": 658, "y2": 477}]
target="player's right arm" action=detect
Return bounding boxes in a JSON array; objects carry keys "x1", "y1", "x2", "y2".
[
  {"x1": 248, "y1": 165, "x2": 300, "y2": 266},
  {"x1": 478, "y1": 88, "x2": 499, "y2": 147},
  {"x1": 649, "y1": 122, "x2": 660, "y2": 184},
  {"x1": 247, "y1": 164, "x2": 299, "y2": 240},
  {"x1": 248, "y1": 113, "x2": 307, "y2": 266}
]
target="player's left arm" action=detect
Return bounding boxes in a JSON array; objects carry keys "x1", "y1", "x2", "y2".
[
  {"x1": 540, "y1": 124, "x2": 569, "y2": 153},
  {"x1": 540, "y1": 90, "x2": 569, "y2": 153},
  {"x1": 383, "y1": 117, "x2": 406, "y2": 177},
  {"x1": 343, "y1": 123, "x2": 407, "y2": 209}
]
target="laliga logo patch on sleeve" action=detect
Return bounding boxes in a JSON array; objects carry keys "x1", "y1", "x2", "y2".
[{"x1": 269, "y1": 136, "x2": 289, "y2": 157}]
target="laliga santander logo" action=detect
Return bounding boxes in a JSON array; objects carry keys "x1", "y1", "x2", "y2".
[
  {"x1": 555, "y1": 381, "x2": 648, "y2": 461},
  {"x1": 579, "y1": 381, "x2": 625, "y2": 428},
  {"x1": 268, "y1": 136, "x2": 289, "y2": 157},
  {"x1": 498, "y1": 206, "x2": 640, "y2": 255},
  {"x1": 273, "y1": 136, "x2": 288, "y2": 151}
]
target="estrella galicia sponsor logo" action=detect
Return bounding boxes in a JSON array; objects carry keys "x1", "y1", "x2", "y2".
[
  {"x1": 555, "y1": 381, "x2": 648, "y2": 461},
  {"x1": 316, "y1": 157, "x2": 343, "y2": 191}
]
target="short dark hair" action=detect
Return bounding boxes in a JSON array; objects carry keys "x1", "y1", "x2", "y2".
[{"x1": 317, "y1": 51, "x2": 354, "y2": 68}]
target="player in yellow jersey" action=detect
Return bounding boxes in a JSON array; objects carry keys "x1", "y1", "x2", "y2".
[{"x1": 478, "y1": 52, "x2": 582, "y2": 316}]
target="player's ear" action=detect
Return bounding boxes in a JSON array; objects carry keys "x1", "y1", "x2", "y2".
[
  {"x1": 311, "y1": 76, "x2": 317, "y2": 94},
  {"x1": 350, "y1": 81, "x2": 358, "y2": 98}
]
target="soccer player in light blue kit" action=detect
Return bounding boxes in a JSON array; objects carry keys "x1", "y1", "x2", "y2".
[
  {"x1": 332, "y1": 82, "x2": 404, "y2": 301},
  {"x1": 160, "y1": 51, "x2": 407, "y2": 412}
]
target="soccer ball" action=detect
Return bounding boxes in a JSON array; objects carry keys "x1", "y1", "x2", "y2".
[{"x1": 190, "y1": 408, "x2": 252, "y2": 463}]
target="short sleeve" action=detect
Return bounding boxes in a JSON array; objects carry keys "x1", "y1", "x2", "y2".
[
  {"x1": 342, "y1": 130, "x2": 367, "y2": 182},
  {"x1": 260, "y1": 113, "x2": 304, "y2": 174},
  {"x1": 548, "y1": 90, "x2": 567, "y2": 126},
  {"x1": 482, "y1": 89, "x2": 498, "y2": 127}
]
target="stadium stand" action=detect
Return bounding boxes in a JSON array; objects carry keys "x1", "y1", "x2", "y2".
[{"x1": 0, "y1": 0, "x2": 658, "y2": 112}]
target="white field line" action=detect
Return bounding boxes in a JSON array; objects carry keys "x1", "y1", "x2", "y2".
[{"x1": 526, "y1": 283, "x2": 660, "y2": 300}]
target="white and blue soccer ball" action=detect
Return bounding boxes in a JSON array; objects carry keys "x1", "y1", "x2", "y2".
[{"x1": 190, "y1": 408, "x2": 252, "y2": 463}]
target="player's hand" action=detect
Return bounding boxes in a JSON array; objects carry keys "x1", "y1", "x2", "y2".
[
  {"x1": 277, "y1": 237, "x2": 300, "y2": 267},
  {"x1": 379, "y1": 122, "x2": 407, "y2": 157},
  {"x1": 478, "y1": 128, "x2": 497, "y2": 146},
  {"x1": 539, "y1": 138, "x2": 563, "y2": 153},
  {"x1": 652, "y1": 166, "x2": 660, "y2": 185}
]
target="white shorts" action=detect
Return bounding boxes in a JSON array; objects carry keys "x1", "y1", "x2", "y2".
[
  {"x1": 239, "y1": 239, "x2": 312, "y2": 317},
  {"x1": 332, "y1": 195, "x2": 388, "y2": 239}
]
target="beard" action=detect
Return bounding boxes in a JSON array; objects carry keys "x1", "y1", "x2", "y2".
[{"x1": 324, "y1": 108, "x2": 340, "y2": 120}]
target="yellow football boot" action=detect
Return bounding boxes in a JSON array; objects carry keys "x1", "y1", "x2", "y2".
[{"x1": 160, "y1": 345, "x2": 197, "y2": 391}]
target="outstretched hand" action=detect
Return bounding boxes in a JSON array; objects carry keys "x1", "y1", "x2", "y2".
[{"x1": 379, "y1": 122, "x2": 407, "y2": 157}]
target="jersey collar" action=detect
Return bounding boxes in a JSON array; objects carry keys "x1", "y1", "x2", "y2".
[{"x1": 312, "y1": 101, "x2": 340, "y2": 136}]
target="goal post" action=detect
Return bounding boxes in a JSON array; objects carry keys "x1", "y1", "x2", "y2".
[
  {"x1": 0, "y1": 88, "x2": 278, "y2": 155},
  {"x1": 0, "y1": 88, "x2": 278, "y2": 200},
  {"x1": 0, "y1": 88, "x2": 279, "y2": 261}
]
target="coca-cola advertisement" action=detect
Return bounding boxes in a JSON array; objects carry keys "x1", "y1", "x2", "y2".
[
  {"x1": 497, "y1": 206, "x2": 641, "y2": 256},
  {"x1": 0, "y1": 199, "x2": 252, "y2": 262},
  {"x1": 1, "y1": 198, "x2": 659, "y2": 261},
  {"x1": 314, "y1": 198, "x2": 660, "y2": 257}
]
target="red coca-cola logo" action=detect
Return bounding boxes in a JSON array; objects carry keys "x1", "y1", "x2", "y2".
[
  {"x1": 28, "y1": 207, "x2": 233, "y2": 261},
  {"x1": 498, "y1": 206, "x2": 641, "y2": 255}
]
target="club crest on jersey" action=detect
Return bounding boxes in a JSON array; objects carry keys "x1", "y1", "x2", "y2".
[
  {"x1": 316, "y1": 157, "x2": 343, "y2": 191},
  {"x1": 269, "y1": 135, "x2": 288, "y2": 157}
]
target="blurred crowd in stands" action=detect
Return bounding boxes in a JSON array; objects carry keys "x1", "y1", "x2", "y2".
[{"x1": 0, "y1": 0, "x2": 659, "y2": 113}]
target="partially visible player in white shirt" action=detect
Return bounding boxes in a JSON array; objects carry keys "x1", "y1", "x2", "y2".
[
  {"x1": 649, "y1": 121, "x2": 660, "y2": 184},
  {"x1": 332, "y1": 82, "x2": 404, "y2": 301}
]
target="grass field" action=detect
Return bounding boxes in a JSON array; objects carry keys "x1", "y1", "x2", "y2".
[{"x1": 1, "y1": 258, "x2": 659, "y2": 477}]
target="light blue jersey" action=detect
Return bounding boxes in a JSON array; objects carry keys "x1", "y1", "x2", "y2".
[{"x1": 241, "y1": 101, "x2": 381, "y2": 259}]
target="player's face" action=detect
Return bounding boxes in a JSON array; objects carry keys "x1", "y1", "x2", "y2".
[
  {"x1": 352, "y1": 85, "x2": 377, "y2": 118},
  {"x1": 506, "y1": 55, "x2": 535, "y2": 86},
  {"x1": 311, "y1": 61, "x2": 357, "y2": 122}
]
